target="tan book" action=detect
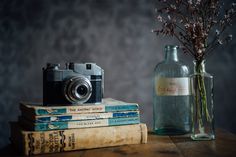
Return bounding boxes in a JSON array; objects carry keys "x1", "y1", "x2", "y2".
[{"x1": 10, "y1": 123, "x2": 147, "y2": 156}]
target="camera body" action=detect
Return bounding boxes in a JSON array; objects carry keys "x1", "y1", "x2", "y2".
[{"x1": 43, "y1": 63, "x2": 104, "y2": 106}]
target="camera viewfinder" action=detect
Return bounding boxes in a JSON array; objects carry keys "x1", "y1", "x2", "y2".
[{"x1": 86, "y1": 64, "x2": 91, "y2": 70}]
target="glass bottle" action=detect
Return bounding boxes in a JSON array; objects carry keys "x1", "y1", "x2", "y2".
[
  {"x1": 153, "y1": 45, "x2": 191, "y2": 135},
  {"x1": 190, "y1": 60, "x2": 215, "y2": 140}
]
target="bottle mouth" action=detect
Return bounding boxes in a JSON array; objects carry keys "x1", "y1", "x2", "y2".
[{"x1": 165, "y1": 45, "x2": 179, "y2": 51}]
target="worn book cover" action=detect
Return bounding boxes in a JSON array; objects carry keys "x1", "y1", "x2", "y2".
[
  {"x1": 19, "y1": 116, "x2": 140, "y2": 131},
  {"x1": 23, "y1": 111, "x2": 139, "y2": 122},
  {"x1": 10, "y1": 123, "x2": 148, "y2": 156},
  {"x1": 20, "y1": 98, "x2": 139, "y2": 116}
]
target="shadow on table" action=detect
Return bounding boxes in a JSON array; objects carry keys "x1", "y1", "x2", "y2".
[
  {"x1": 0, "y1": 145, "x2": 22, "y2": 156},
  {"x1": 148, "y1": 131, "x2": 193, "y2": 143}
]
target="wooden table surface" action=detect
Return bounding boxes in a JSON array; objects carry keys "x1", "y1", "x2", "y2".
[{"x1": 1, "y1": 129, "x2": 236, "y2": 157}]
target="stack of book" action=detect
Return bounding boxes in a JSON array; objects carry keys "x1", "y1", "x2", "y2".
[{"x1": 10, "y1": 98, "x2": 147, "y2": 156}]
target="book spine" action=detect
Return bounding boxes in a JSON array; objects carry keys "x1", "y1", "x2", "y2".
[
  {"x1": 32, "y1": 111, "x2": 139, "y2": 122},
  {"x1": 21, "y1": 117, "x2": 140, "y2": 131},
  {"x1": 33, "y1": 104, "x2": 139, "y2": 115},
  {"x1": 14, "y1": 124, "x2": 147, "y2": 156}
]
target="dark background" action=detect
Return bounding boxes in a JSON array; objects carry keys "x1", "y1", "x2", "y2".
[{"x1": 0, "y1": 0, "x2": 236, "y2": 148}]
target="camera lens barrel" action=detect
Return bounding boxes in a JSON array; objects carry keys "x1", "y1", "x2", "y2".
[{"x1": 63, "y1": 76, "x2": 92, "y2": 104}]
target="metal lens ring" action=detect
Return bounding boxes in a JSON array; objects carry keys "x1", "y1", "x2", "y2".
[{"x1": 64, "y1": 76, "x2": 92, "y2": 104}]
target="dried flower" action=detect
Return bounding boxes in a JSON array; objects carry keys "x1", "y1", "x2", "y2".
[
  {"x1": 154, "y1": 0, "x2": 236, "y2": 61},
  {"x1": 188, "y1": 0, "x2": 193, "y2": 5},
  {"x1": 217, "y1": 39, "x2": 223, "y2": 45},
  {"x1": 157, "y1": 15, "x2": 163, "y2": 22},
  {"x1": 226, "y1": 34, "x2": 233, "y2": 42},
  {"x1": 196, "y1": 0, "x2": 201, "y2": 5},
  {"x1": 215, "y1": 29, "x2": 220, "y2": 35}
]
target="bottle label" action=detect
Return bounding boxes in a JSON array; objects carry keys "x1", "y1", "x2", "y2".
[{"x1": 155, "y1": 77, "x2": 190, "y2": 96}]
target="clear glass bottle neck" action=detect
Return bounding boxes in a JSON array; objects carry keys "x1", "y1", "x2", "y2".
[
  {"x1": 194, "y1": 60, "x2": 206, "y2": 73},
  {"x1": 165, "y1": 49, "x2": 178, "y2": 62}
]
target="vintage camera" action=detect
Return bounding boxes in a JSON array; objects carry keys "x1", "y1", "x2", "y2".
[{"x1": 43, "y1": 63, "x2": 104, "y2": 106}]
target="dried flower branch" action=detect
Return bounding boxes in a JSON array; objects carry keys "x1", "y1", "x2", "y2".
[{"x1": 153, "y1": 0, "x2": 236, "y2": 61}]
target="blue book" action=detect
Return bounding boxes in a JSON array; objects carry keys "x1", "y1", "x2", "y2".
[
  {"x1": 19, "y1": 116, "x2": 140, "y2": 131},
  {"x1": 24, "y1": 111, "x2": 140, "y2": 122},
  {"x1": 20, "y1": 98, "x2": 139, "y2": 116}
]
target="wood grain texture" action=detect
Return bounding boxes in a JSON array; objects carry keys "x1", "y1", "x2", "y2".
[
  {"x1": 1, "y1": 129, "x2": 236, "y2": 157},
  {"x1": 170, "y1": 129, "x2": 236, "y2": 157}
]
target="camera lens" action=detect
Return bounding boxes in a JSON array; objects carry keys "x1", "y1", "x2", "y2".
[
  {"x1": 63, "y1": 76, "x2": 92, "y2": 104},
  {"x1": 77, "y1": 85, "x2": 88, "y2": 96}
]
